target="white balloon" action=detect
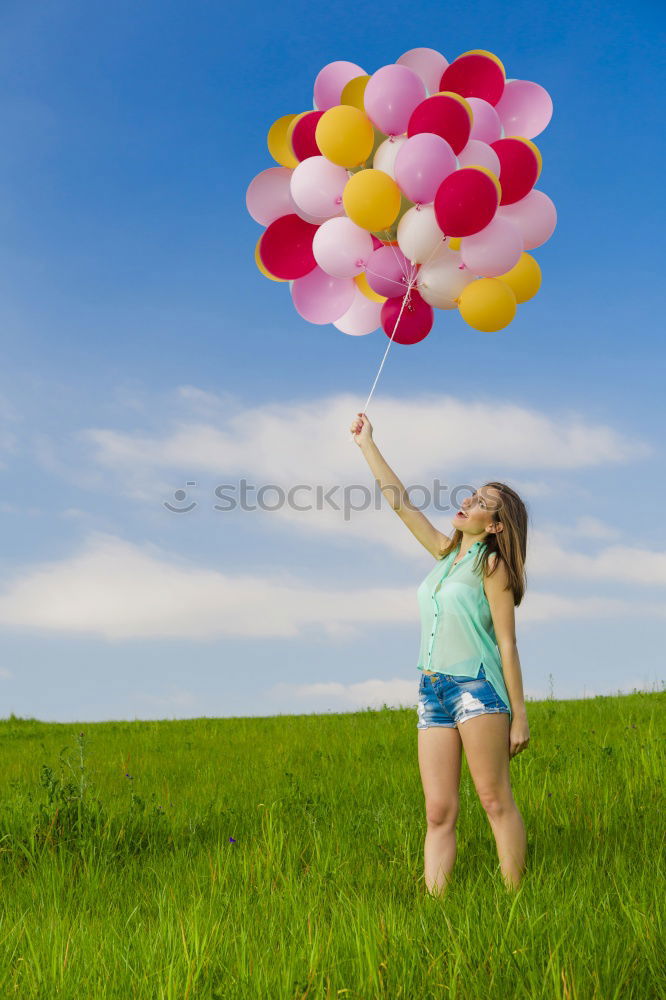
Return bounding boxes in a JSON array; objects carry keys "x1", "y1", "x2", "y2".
[
  {"x1": 397, "y1": 204, "x2": 450, "y2": 264},
  {"x1": 418, "y1": 254, "x2": 475, "y2": 309},
  {"x1": 373, "y1": 136, "x2": 407, "y2": 179}
]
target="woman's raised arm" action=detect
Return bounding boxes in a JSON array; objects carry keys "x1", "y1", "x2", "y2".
[{"x1": 350, "y1": 412, "x2": 451, "y2": 559}]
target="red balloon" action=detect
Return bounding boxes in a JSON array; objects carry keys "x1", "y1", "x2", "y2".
[
  {"x1": 291, "y1": 111, "x2": 324, "y2": 161},
  {"x1": 407, "y1": 94, "x2": 471, "y2": 155},
  {"x1": 434, "y1": 168, "x2": 499, "y2": 237},
  {"x1": 381, "y1": 289, "x2": 434, "y2": 344},
  {"x1": 490, "y1": 138, "x2": 539, "y2": 205},
  {"x1": 370, "y1": 235, "x2": 384, "y2": 250},
  {"x1": 259, "y1": 214, "x2": 319, "y2": 279},
  {"x1": 440, "y1": 54, "x2": 505, "y2": 107}
]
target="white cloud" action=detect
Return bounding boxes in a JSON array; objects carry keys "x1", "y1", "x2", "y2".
[
  {"x1": 519, "y1": 589, "x2": 666, "y2": 624},
  {"x1": 527, "y1": 529, "x2": 666, "y2": 585},
  {"x1": 27, "y1": 386, "x2": 654, "y2": 555},
  {"x1": 76, "y1": 390, "x2": 651, "y2": 484},
  {"x1": 0, "y1": 531, "x2": 416, "y2": 641},
  {"x1": 0, "y1": 531, "x2": 664, "y2": 643}
]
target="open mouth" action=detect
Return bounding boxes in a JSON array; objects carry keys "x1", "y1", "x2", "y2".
[{"x1": 456, "y1": 510, "x2": 467, "y2": 518}]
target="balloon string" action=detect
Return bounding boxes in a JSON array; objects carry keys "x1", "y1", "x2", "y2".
[
  {"x1": 350, "y1": 279, "x2": 415, "y2": 442},
  {"x1": 382, "y1": 229, "x2": 411, "y2": 282}
]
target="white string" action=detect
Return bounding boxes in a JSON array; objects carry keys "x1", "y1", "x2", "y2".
[
  {"x1": 350, "y1": 277, "x2": 416, "y2": 443},
  {"x1": 350, "y1": 223, "x2": 454, "y2": 444}
]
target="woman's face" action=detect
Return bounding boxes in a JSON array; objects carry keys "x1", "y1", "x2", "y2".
[{"x1": 451, "y1": 485, "x2": 502, "y2": 536}]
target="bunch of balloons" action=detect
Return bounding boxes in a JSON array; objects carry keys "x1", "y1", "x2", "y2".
[{"x1": 246, "y1": 47, "x2": 556, "y2": 344}]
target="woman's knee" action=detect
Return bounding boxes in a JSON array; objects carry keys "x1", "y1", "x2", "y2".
[{"x1": 425, "y1": 799, "x2": 460, "y2": 828}]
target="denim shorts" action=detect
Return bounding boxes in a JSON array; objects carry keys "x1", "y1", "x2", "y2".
[{"x1": 417, "y1": 663, "x2": 510, "y2": 729}]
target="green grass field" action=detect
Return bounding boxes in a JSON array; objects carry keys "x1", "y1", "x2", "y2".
[{"x1": 0, "y1": 685, "x2": 663, "y2": 999}]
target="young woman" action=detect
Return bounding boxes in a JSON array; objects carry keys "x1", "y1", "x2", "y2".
[{"x1": 350, "y1": 410, "x2": 530, "y2": 896}]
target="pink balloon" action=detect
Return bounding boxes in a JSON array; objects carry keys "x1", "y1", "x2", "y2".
[
  {"x1": 456, "y1": 139, "x2": 501, "y2": 174},
  {"x1": 364, "y1": 64, "x2": 426, "y2": 136},
  {"x1": 466, "y1": 97, "x2": 502, "y2": 144},
  {"x1": 334, "y1": 288, "x2": 383, "y2": 335},
  {"x1": 396, "y1": 47, "x2": 449, "y2": 95},
  {"x1": 497, "y1": 189, "x2": 557, "y2": 249},
  {"x1": 313, "y1": 60, "x2": 367, "y2": 112},
  {"x1": 291, "y1": 266, "x2": 355, "y2": 324},
  {"x1": 495, "y1": 80, "x2": 553, "y2": 140},
  {"x1": 460, "y1": 216, "x2": 523, "y2": 277},
  {"x1": 313, "y1": 217, "x2": 373, "y2": 278},
  {"x1": 394, "y1": 133, "x2": 457, "y2": 205},
  {"x1": 290, "y1": 156, "x2": 348, "y2": 220},
  {"x1": 290, "y1": 200, "x2": 330, "y2": 225},
  {"x1": 365, "y1": 245, "x2": 418, "y2": 298},
  {"x1": 246, "y1": 167, "x2": 294, "y2": 226}
]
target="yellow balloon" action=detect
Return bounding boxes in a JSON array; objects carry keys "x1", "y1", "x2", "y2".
[
  {"x1": 343, "y1": 168, "x2": 402, "y2": 231},
  {"x1": 458, "y1": 278, "x2": 516, "y2": 332},
  {"x1": 497, "y1": 252, "x2": 541, "y2": 303},
  {"x1": 465, "y1": 164, "x2": 502, "y2": 202},
  {"x1": 340, "y1": 75, "x2": 370, "y2": 110},
  {"x1": 255, "y1": 237, "x2": 286, "y2": 283},
  {"x1": 355, "y1": 272, "x2": 386, "y2": 303},
  {"x1": 371, "y1": 193, "x2": 414, "y2": 242},
  {"x1": 348, "y1": 127, "x2": 386, "y2": 174},
  {"x1": 459, "y1": 49, "x2": 506, "y2": 77},
  {"x1": 267, "y1": 114, "x2": 299, "y2": 168},
  {"x1": 285, "y1": 111, "x2": 312, "y2": 159},
  {"x1": 447, "y1": 236, "x2": 462, "y2": 251},
  {"x1": 316, "y1": 105, "x2": 375, "y2": 167}
]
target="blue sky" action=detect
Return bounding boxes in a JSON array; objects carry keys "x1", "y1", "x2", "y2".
[{"x1": 0, "y1": 0, "x2": 663, "y2": 722}]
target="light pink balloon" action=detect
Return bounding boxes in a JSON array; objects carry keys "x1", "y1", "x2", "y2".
[
  {"x1": 291, "y1": 266, "x2": 356, "y2": 324},
  {"x1": 290, "y1": 156, "x2": 348, "y2": 220},
  {"x1": 364, "y1": 64, "x2": 426, "y2": 136},
  {"x1": 495, "y1": 80, "x2": 553, "y2": 140},
  {"x1": 334, "y1": 288, "x2": 383, "y2": 335},
  {"x1": 466, "y1": 97, "x2": 502, "y2": 144},
  {"x1": 290, "y1": 200, "x2": 330, "y2": 224},
  {"x1": 456, "y1": 139, "x2": 501, "y2": 174},
  {"x1": 246, "y1": 167, "x2": 294, "y2": 226},
  {"x1": 364, "y1": 245, "x2": 418, "y2": 298},
  {"x1": 498, "y1": 189, "x2": 557, "y2": 249},
  {"x1": 313, "y1": 60, "x2": 367, "y2": 112},
  {"x1": 394, "y1": 133, "x2": 457, "y2": 205},
  {"x1": 460, "y1": 216, "x2": 523, "y2": 277},
  {"x1": 396, "y1": 47, "x2": 449, "y2": 95},
  {"x1": 313, "y1": 217, "x2": 373, "y2": 278}
]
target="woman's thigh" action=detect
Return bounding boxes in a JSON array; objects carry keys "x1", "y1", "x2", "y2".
[{"x1": 417, "y1": 726, "x2": 463, "y2": 824}]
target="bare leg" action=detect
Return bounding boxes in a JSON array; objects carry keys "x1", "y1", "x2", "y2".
[
  {"x1": 456, "y1": 713, "x2": 527, "y2": 891},
  {"x1": 424, "y1": 820, "x2": 457, "y2": 896},
  {"x1": 486, "y1": 801, "x2": 527, "y2": 890},
  {"x1": 418, "y1": 727, "x2": 463, "y2": 898}
]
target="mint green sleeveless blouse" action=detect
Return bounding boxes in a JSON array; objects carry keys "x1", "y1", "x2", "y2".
[{"x1": 416, "y1": 539, "x2": 512, "y2": 720}]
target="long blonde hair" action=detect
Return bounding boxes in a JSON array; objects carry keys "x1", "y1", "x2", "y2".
[{"x1": 441, "y1": 481, "x2": 529, "y2": 606}]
